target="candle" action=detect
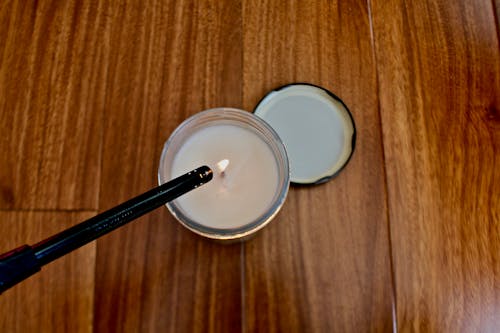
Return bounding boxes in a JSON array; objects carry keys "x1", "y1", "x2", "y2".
[
  {"x1": 171, "y1": 124, "x2": 278, "y2": 229},
  {"x1": 158, "y1": 108, "x2": 289, "y2": 240}
]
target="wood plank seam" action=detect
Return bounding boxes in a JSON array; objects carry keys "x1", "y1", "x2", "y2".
[
  {"x1": 241, "y1": 243, "x2": 246, "y2": 333},
  {"x1": 0, "y1": 209, "x2": 98, "y2": 213},
  {"x1": 491, "y1": 0, "x2": 500, "y2": 45},
  {"x1": 366, "y1": 1, "x2": 399, "y2": 332}
]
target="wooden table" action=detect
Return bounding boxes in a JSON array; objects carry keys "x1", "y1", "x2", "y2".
[{"x1": 0, "y1": 1, "x2": 498, "y2": 332}]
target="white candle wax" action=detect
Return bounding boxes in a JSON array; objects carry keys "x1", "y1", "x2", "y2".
[{"x1": 170, "y1": 124, "x2": 279, "y2": 229}]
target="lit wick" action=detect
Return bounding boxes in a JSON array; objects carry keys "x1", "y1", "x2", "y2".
[{"x1": 216, "y1": 159, "x2": 230, "y2": 177}]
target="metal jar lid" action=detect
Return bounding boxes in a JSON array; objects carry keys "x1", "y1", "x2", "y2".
[{"x1": 253, "y1": 83, "x2": 356, "y2": 185}]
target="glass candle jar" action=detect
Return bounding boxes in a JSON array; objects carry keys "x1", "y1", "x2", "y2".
[{"x1": 158, "y1": 108, "x2": 290, "y2": 241}]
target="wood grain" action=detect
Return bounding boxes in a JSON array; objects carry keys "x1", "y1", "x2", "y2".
[
  {"x1": 1, "y1": 0, "x2": 498, "y2": 332},
  {"x1": 0, "y1": 1, "x2": 109, "y2": 210},
  {"x1": 93, "y1": 1, "x2": 242, "y2": 332},
  {"x1": 495, "y1": 0, "x2": 500, "y2": 32},
  {"x1": 0, "y1": 211, "x2": 96, "y2": 333},
  {"x1": 242, "y1": 1, "x2": 394, "y2": 331},
  {"x1": 370, "y1": 0, "x2": 500, "y2": 331}
]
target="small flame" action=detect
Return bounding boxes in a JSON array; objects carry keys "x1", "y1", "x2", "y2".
[{"x1": 216, "y1": 159, "x2": 229, "y2": 175}]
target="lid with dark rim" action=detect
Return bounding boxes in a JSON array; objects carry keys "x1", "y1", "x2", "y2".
[{"x1": 253, "y1": 83, "x2": 356, "y2": 185}]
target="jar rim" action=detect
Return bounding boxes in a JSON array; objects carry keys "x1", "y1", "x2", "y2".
[{"x1": 158, "y1": 108, "x2": 290, "y2": 241}]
